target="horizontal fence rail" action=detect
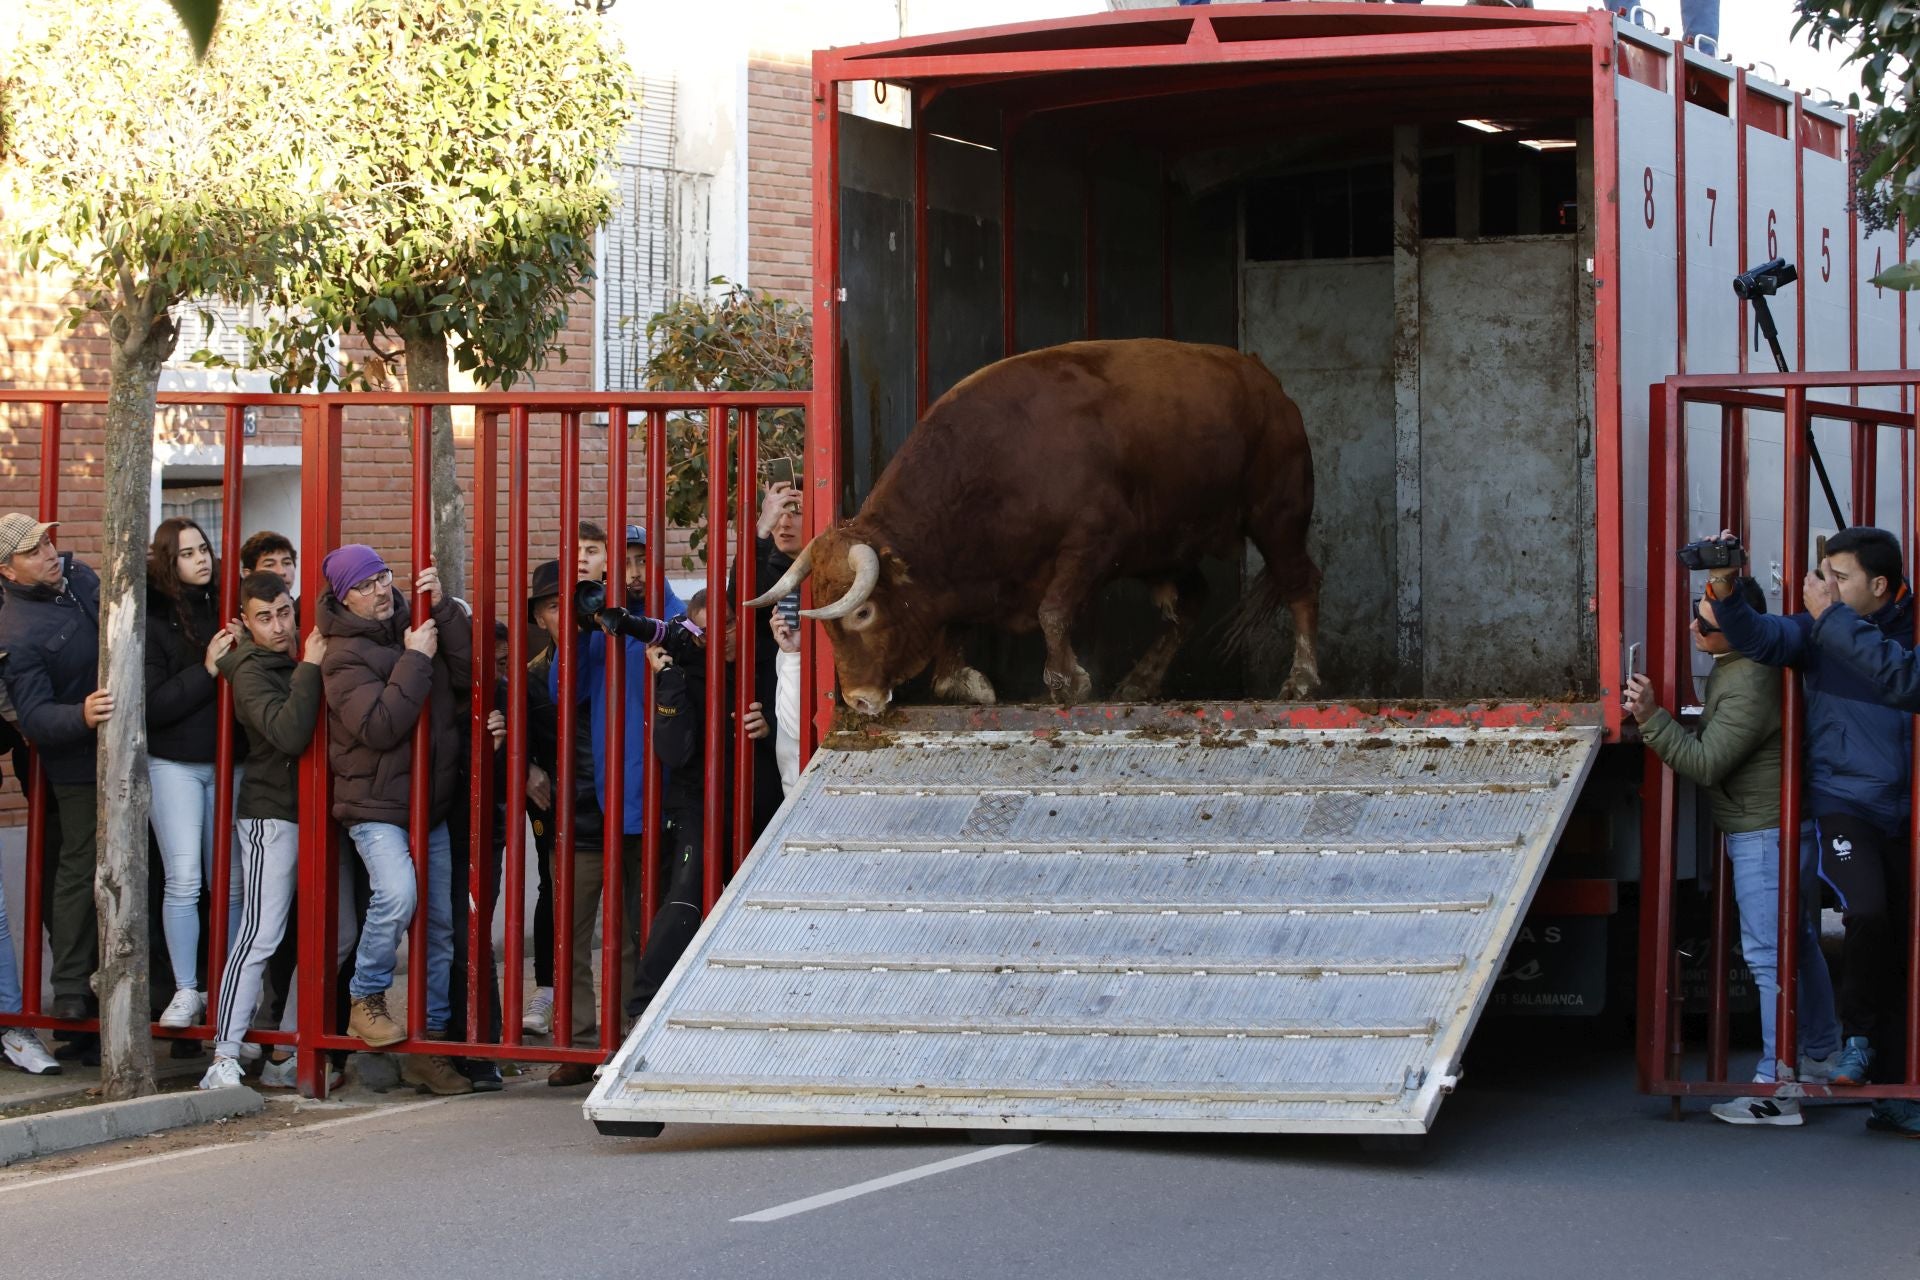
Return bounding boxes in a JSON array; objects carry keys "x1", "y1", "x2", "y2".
[
  {"x1": 1640, "y1": 370, "x2": 1920, "y2": 1104},
  {"x1": 0, "y1": 389, "x2": 810, "y2": 1096}
]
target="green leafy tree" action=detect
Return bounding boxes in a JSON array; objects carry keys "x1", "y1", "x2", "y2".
[
  {"x1": 233, "y1": 0, "x2": 629, "y2": 601},
  {"x1": 0, "y1": 0, "x2": 332, "y2": 1100},
  {"x1": 1796, "y1": 2, "x2": 1920, "y2": 285},
  {"x1": 643, "y1": 280, "x2": 811, "y2": 567}
]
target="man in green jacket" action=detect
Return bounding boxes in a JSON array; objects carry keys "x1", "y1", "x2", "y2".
[
  {"x1": 198, "y1": 571, "x2": 330, "y2": 1089},
  {"x1": 1624, "y1": 578, "x2": 1842, "y2": 1125}
]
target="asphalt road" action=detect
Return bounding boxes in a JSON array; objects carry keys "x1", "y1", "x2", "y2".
[{"x1": 3, "y1": 1040, "x2": 1915, "y2": 1280}]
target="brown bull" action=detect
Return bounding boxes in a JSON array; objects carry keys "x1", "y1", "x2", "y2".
[{"x1": 748, "y1": 339, "x2": 1320, "y2": 716}]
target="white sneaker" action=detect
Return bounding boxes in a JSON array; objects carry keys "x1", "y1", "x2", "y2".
[
  {"x1": 259, "y1": 1055, "x2": 297, "y2": 1089},
  {"x1": 522, "y1": 988, "x2": 555, "y2": 1036},
  {"x1": 1711, "y1": 1093, "x2": 1803, "y2": 1126},
  {"x1": 236, "y1": 1040, "x2": 263, "y2": 1063},
  {"x1": 198, "y1": 1055, "x2": 245, "y2": 1090},
  {"x1": 1799, "y1": 1052, "x2": 1838, "y2": 1084},
  {"x1": 158, "y1": 988, "x2": 206, "y2": 1029},
  {"x1": 2, "y1": 1028, "x2": 61, "y2": 1076}
]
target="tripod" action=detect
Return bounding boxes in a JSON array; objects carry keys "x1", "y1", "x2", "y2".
[{"x1": 1749, "y1": 291, "x2": 1848, "y2": 532}]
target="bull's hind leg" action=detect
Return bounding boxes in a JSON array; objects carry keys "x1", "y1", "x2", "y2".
[
  {"x1": 931, "y1": 632, "x2": 997, "y2": 705},
  {"x1": 1112, "y1": 571, "x2": 1207, "y2": 702},
  {"x1": 1249, "y1": 503, "x2": 1324, "y2": 701}
]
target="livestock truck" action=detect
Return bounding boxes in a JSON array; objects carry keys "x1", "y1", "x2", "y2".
[{"x1": 589, "y1": 4, "x2": 1920, "y2": 1138}]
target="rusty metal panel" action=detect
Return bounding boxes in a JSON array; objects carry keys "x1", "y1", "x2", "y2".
[
  {"x1": 1419, "y1": 238, "x2": 1585, "y2": 697},
  {"x1": 586, "y1": 722, "x2": 1600, "y2": 1135}
]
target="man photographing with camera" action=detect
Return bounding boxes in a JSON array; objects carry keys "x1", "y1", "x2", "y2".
[
  {"x1": 1700, "y1": 527, "x2": 1916, "y2": 1127},
  {"x1": 1624, "y1": 572, "x2": 1840, "y2": 1125}
]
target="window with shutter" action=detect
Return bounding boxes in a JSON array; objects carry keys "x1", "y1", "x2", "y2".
[{"x1": 600, "y1": 76, "x2": 715, "y2": 390}]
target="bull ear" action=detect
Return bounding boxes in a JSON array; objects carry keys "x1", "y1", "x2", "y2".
[
  {"x1": 745, "y1": 542, "x2": 813, "y2": 608},
  {"x1": 801, "y1": 543, "x2": 879, "y2": 620}
]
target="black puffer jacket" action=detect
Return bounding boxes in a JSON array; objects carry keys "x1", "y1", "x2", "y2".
[
  {"x1": 0, "y1": 556, "x2": 102, "y2": 786},
  {"x1": 145, "y1": 582, "x2": 222, "y2": 763}
]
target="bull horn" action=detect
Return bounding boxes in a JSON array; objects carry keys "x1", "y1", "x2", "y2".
[
  {"x1": 801, "y1": 543, "x2": 880, "y2": 621},
  {"x1": 744, "y1": 543, "x2": 813, "y2": 608}
]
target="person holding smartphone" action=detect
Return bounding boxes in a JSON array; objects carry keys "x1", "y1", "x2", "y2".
[
  {"x1": 1625, "y1": 575, "x2": 1841, "y2": 1125},
  {"x1": 1707, "y1": 526, "x2": 1913, "y2": 1111}
]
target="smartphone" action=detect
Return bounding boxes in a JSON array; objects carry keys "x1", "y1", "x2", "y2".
[
  {"x1": 1626, "y1": 641, "x2": 1643, "y2": 683},
  {"x1": 777, "y1": 593, "x2": 801, "y2": 630},
  {"x1": 765, "y1": 457, "x2": 797, "y2": 489},
  {"x1": 1815, "y1": 534, "x2": 1828, "y2": 579}
]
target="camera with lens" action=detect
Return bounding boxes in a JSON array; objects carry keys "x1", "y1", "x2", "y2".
[
  {"x1": 571, "y1": 580, "x2": 705, "y2": 666},
  {"x1": 1732, "y1": 258, "x2": 1798, "y2": 300},
  {"x1": 1677, "y1": 533, "x2": 1745, "y2": 572}
]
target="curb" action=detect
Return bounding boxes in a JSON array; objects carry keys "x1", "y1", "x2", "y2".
[{"x1": 0, "y1": 1085, "x2": 263, "y2": 1168}]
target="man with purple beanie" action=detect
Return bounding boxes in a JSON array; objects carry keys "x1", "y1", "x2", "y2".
[{"x1": 316, "y1": 544, "x2": 472, "y2": 1095}]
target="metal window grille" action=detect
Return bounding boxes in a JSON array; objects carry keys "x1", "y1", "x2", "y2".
[{"x1": 601, "y1": 76, "x2": 714, "y2": 389}]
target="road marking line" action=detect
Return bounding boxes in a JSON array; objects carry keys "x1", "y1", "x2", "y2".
[
  {"x1": 0, "y1": 1096, "x2": 453, "y2": 1197},
  {"x1": 732, "y1": 1143, "x2": 1036, "y2": 1223}
]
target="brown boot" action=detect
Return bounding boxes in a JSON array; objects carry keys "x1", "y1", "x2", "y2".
[
  {"x1": 348, "y1": 991, "x2": 405, "y2": 1048},
  {"x1": 400, "y1": 1052, "x2": 475, "y2": 1095},
  {"x1": 547, "y1": 1061, "x2": 596, "y2": 1088}
]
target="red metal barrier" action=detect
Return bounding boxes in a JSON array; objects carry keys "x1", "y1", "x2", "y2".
[
  {"x1": 0, "y1": 389, "x2": 805, "y2": 1097},
  {"x1": 1641, "y1": 369, "x2": 1920, "y2": 1103}
]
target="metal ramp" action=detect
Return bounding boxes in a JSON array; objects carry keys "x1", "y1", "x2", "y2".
[{"x1": 587, "y1": 720, "x2": 1600, "y2": 1136}]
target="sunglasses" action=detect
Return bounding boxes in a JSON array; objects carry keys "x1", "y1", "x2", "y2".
[{"x1": 1692, "y1": 602, "x2": 1720, "y2": 636}]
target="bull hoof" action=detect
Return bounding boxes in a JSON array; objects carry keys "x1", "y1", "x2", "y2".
[
  {"x1": 1111, "y1": 675, "x2": 1164, "y2": 703},
  {"x1": 1279, "y1": 669, "x2": 1321, "y2": 702},
  {"x1": 932, "y1": 666, "x2": 998, "y2": 705},
  {"x1": 1045, "y1": 664, "x2": 1092, "y2": 705}
]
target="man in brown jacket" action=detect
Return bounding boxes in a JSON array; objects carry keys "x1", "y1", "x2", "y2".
[{"x1": 317, "y1": 544, "x2": 471, "y2": 1096}]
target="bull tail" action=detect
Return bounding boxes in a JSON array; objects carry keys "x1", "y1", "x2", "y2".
[{"x1": 1217, "y1": 567, "x2": 1293, "y2": 657}]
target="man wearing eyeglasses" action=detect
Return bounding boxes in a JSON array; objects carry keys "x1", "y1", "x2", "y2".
[
  {"x1": 316, "y1": 543, "x2": 473, "y2": 1096},
  {"x1": 1705, "y1": 526, "x2": 1914, "y2": 1119},
  {"x1": 1624, "y1": 576, "x2": 1841, "y2": 1126}
]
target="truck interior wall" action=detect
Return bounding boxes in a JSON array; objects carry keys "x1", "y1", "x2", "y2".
[
  {"x1": 837, "y1": 114, "x2": 914, "y2": 513},
  {"x1": 1240, "y1": 259, "x2": 1397, "y2": 698},
  {"x1": 927, "y1": 136, "x2": 1004, "y2": 408},
  {"x1": 1417, "y1": 237, "x2": 1587, "y2": 698}
]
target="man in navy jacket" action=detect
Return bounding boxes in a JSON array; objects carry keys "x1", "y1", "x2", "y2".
[
  {"x1": 1708, "y1": 526, "x2": 1912, "y2": 1105},
  {"x1": 0, "y1": 514, "x2": 110, "y2": 1022}
]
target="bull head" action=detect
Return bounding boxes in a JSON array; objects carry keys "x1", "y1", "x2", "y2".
[{"x1": 745, "y1": 527, "x2": 931, "y2": 717}]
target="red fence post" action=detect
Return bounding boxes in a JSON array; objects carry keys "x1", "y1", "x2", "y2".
[
  {"x1": 734, "y1": 411, "x2": 759, "y2": 877},
  {"x1": 642, "y1": 409, "x2": 667, "y2": 940},
  {"x1": 1910, "y1": 395, "x2": 1920, "y2": 1086},
  {"x1": 1778, "y1": 386, "x2": 1810, "y2": 1084},
  {"x1": 407, "y1": 404, "x2": 434, "y2": 1042},
  {"x1": 1637, "y1": 381, "x2": 1682, "y2": 1094},
  {"x1": 296, "y1": 400, "x2": 341, "y2": 1097},
  {"x1": 704, "y1": 403, "x2": 728, "y2": 912},
  {"x1": 20, "y1": 401, "x2": 62, "y2": 1021},
  {"x1": 204, "y1": 404, "x2": 246, "y2": 1038},
  {"x1": 553, "y1": 411, "x2": 581, "y2": 1047},
  {"x1": 467, "y1": 410, "x2": 497, "y2": 1045},
  {"x1": 602, "y1": 404, "x2": 628, "y2": 1052},
  {"x1": 502, "y1": 405, "x2": 531, "y2": 1045}
]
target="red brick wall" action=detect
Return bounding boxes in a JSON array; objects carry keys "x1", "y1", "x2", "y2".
[{"x1": 747, "y1": 58, "x2": 814, "y2": 303}]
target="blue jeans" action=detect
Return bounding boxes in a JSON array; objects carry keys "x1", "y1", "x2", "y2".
[
  {"x1": 0, "y1": 874, "x2": 21, "y2": 1014},
  {"x1": 1725, "y1": 822, "x2": 1842, "y2": 1082},
  {"x1": 346, "y1": 821, "x2": 452, "y2": 1033},
  {"x1": 149, "y1": 756, "x2": 242, "y2": 991}
]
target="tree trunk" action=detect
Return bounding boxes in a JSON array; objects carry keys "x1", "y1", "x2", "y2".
[
  {"x1": 403, "y1": 329, "x2": 466, "y2": 602},
  {"x1": 96, "y1": 300, "x2": 175, "y2": 1101}
]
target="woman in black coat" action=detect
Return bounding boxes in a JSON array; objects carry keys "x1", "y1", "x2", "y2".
[{"x1": 145, "y1": 517, "x2": 240, "y2": 1030}]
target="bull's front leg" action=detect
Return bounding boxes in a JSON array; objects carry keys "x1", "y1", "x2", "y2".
[
  {"x1": 1037, "y1": 551, "x2": 1095, "y2": 705},
  {"x1": 930, "y1": 632, "x2": 997, "y2": 704}
]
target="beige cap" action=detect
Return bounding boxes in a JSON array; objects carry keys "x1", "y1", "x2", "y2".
[{"x1": 0, "y1": 513, "x2": 56, "y2": 561}]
